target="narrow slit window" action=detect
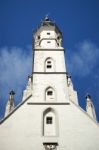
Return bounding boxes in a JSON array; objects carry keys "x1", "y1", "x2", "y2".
[
  {"x1": 47, "y1": 61, "x2": 51, "y2": 64},
  {"x1": 46, "y1": 117, "x2": 52, "y2": 124},
  {"x1": 47, "y1": 41, "x2": 51, "y2": 43}
]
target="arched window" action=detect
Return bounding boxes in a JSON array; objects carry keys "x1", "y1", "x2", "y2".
[
  {"x1": 43, "y1": 108, "x2": 58, "y2": 136},
  {"x1": 45, "y1": 87, "x2": 55, "y2": 101},
  {"x1": 45, "y1": 58, "x2": 55, "y2": 72}
]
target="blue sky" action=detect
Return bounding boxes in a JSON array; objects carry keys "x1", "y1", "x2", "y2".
[{"x1": 0, "y1": 0, "x2": 99, "y2": 121}]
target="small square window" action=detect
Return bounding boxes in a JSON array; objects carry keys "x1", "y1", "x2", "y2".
[
  {"x1": 47, "y1": 65, "x2": 52, "y2": 68},
  {"x1": 47, "y1": 91, "x2": 53, "y2": 95},
  {"x1": 46, "y1": 117, "x2": 52, "y2": 124},
  {"x1": 47, "y1": 32, "x2": 50, "y2": 35}
]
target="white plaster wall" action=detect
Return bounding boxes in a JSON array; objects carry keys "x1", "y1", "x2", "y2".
[
  {"x1": 40, "y1": 30, "x2": 57, "y2": 39},
  {"x1": 31, "y1": 74, "x2": 69, "y2": 103},
  {"x1": 33, "y1": 50, "x2": 66, "y2": 72},
  {"x1": 34, "y1": 29, "x2": 62, "y2": 49},
  {"x1": 58, "y1": 103, "x2": 99, "y2": 150},
  {"x1": 39, "y1": 29, "x2": 58, "y2": 48},
  {"x1": 40, "y1": 40, "x2": 57, "y2": 48},
  {"x1": 0, "y1": 99, "x2": 99, "y2": 150}
]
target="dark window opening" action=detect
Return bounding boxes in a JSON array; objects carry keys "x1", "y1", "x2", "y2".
[
  {"x1": 47, "y1": 61, "x2": 51, "y2": 64},
  {"x1": 38, "y1": 35, "x2": 40, "y2": 39},
  {"x1": 47, "y1": 91, "x2": 53, "y2": 95},
  {"x1": 57, "y1": 36, "x2": 60, "y2": 39},
  {"x1": 47, "y1": 32, "x2": 50, "y2": 35},
  {"x1": 46, "y1": 117, "x2": 52, "y2": 124},
  {"x1": 47, "y1": 65, "x2": 52, "y2": 68},
  {"x1": 43, "y1": 143, "x2": 58, "y2": 150},
  {"x1": 47, "y1": 41, "x2": 51, "y2": 43}
]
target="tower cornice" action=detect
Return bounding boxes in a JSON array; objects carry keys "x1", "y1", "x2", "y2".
[{"x1": 33, "y1": 48, "x2": 64, "y2": 51}]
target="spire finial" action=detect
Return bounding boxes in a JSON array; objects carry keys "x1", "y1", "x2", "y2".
[
  {"x1": 66, "y1": 72, "x2": 71, "y2": 79},
  {"x1": 4, "y1": 90, "x2": 15, "y2": 117},
  {"x1": 85, "y1": 93, "x2": 97, "y2": 121},
  {"x1": 9, "y1": 90, "x2": 15, "y2": 96},
  {"x1": 44, "y1": 14, "x2": 50, "y2": 21},
  {"x1": 85, "y1": 93, "x2": 91, "y2": 100},
  {"x1": 9, "y1": 90, "x2": 15, "y2": 101}
]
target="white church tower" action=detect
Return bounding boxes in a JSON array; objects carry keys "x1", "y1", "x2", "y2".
[{"x1": 0, "y1": 17, "x2": 99, "y2": 150}]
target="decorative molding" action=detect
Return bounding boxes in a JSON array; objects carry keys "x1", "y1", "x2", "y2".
[
  {"x1": 27, "y1": 102, "x2": 70, "y2": 105},
  {"x1": 34, "y1": 49, "x2": 64, "y2": 51},
  {"x1": 43, "y1": 143, "x2": 58, "y2": 150},
  {"x1": 32, "y1": 72, "x2": 67, "y2": 74}
]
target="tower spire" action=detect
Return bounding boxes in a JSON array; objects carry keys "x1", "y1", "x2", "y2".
[
  {"x1": 5, "y1": 90, "x2": 15, "y2": 117},
  {"x1": 86, "y1": 94, "x2": 97, "y2": 121},
  {"x1": 67, "y1": 73, "x2": 78, "y2": 104},
  {"x1": 22, "y1": 75, "x2": 32, "y2": 101}
]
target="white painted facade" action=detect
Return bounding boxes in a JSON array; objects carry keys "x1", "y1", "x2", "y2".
[{"x1": 0, "y1": 17, "x2": 99, "y2": 150}]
